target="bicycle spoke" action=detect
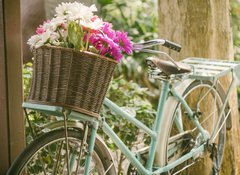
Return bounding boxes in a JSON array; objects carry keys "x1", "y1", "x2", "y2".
[
  {"x1": 76, "y1": 123, "x2": 88, "y2": 175},
  {"x1": 53, "y1": 141, "x2": 64, "y2": 174}
]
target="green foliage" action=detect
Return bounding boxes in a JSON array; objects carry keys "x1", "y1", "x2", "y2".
[
  {"x1": 23, "y1": 62, "x2": 33, "y2": 100},
  {"x1": 230, "y1": 0, "x2": 240, "y2": 61},
  {"x1": 231, "y1": 0, "x2": 240, "y2": 46},
  {"x1": 100, "y1": 0, "x2": 158, "y2": 42},
  {"x1": 25, "y1": 111, "x2": 49, "y2": 144}
]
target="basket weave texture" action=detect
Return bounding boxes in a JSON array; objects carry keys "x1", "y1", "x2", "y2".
[{"x1": 28, "y1": 46, "x2": 117, "y2": 117}]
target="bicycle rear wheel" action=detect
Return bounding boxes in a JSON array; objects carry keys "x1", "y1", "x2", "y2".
[
  {"x1": 157, "y1": 80, "x2": 226, "y2": 175},
  {"x1": 7, "y1": 128, "x2": 116, "y2": 175}
]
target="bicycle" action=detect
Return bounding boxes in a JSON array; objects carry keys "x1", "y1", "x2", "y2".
[{"x1": 7, "y1": 39, "x2": 240, "y2": 175}]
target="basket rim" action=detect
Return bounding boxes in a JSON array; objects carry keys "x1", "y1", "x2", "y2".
[
  {"x1": 27, "y1": 100, "x2": 101, "y2": 118},
  {"x1": 34, "y1": 45, "x2": 119, "y2": 64}
]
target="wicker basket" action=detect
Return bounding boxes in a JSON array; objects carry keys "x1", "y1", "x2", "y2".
[{"x1": 28, "y1": 46, "x2": 117, "y2": 117}]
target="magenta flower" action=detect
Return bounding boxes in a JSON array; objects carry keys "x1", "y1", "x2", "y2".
[
  {"x1": 102, "y1": 22, "x2": 116, "y2": 39},
  {"x1": 89, "y1": 33, "x2": 123, "y2": 62},
  {"x1": 89, "y1": 34, "x2": 108, "y2": 55},
  {"x1": 115, "y1": 31, "x2": 132, "y2": 54},
  {"x1": 109, "y1": 44, "x2": 122, "y2": 62}
]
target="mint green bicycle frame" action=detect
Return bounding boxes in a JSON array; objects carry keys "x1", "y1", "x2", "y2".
[{"x1": 66, "y1": 79, "x2": 216, "y2": 175}]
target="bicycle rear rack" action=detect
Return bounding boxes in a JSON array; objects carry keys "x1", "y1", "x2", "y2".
[
  {"x1": 182, "y1": 57, "x2": 240, "y2": 81},
  {"x1": 181, "y1": 57, "x2": 240, "y2": 143}
]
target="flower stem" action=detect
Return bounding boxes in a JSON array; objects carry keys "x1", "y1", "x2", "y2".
[{"x1": 85, "y1": 30, "x2": 90, "y2": 51}]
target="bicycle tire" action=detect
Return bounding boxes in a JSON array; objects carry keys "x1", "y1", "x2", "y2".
[
  {"x1": 7, "y1": 128, "x2": 116, "y2": 175},
  {"x1": 156, "y1": 80, "x2": 226, "y2": 175}
]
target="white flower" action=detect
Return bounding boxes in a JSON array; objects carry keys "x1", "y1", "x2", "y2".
[
  {"x1": 27, "y1": 35, "x2": 41, "y2": 49},
  {"x1": 52, "y1": 40, "x2": 61, "y2": 46},
  {"x1": 49, "y1": 32, "x2": 60, "y2": 43},
  {"x1": 34, "y1": 40, "x2": 45, "y2": 48},
  {"x1": 55, "y1": 2, "x2": 72, "y2": 18},
  {"x1": 40, "y1": 18, "x2": 61, "y2": 32},
  {"x1": 40, "y1": 30, "x2": 51, "y2": 43},
  {"x1": 55, "y1": 2, "x2": 97, "y2": 21},
  {"x1": 80, "y1": 17, "x2": 103, "y2": 30}
]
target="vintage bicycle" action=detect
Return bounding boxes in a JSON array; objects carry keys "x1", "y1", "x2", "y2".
[{"x1": 7, "y1": 39, "x2": 240, "y2": 174}]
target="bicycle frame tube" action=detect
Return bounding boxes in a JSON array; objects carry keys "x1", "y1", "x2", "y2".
[
  {"x1": 103, "y1": 98, "x2": 157, "y2": 138},
  {"x1": 84, "y1": 123, "x2": 98, "y2": 175},
  {"x1": 146, "y1": 81, "x2": 170, "y2": 170}
]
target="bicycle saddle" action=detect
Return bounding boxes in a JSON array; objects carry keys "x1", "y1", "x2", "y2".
[{"x1": 146, "y1": 57, "x2": 192, "y2": 75}]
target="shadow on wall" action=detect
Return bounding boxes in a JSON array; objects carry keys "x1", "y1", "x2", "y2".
[{"x1": 21, "y1": 0, "x2": 97, "y2": 63}]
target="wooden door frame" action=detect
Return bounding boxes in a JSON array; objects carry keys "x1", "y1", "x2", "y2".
[{"x1": 0, "y1": 0, "x2": 24, "y2": 174}]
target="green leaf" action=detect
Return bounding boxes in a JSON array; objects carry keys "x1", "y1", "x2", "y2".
[
  {"x1": 98, "y1": 0, "x2": 113, "y2": 6},
  {"x1": 68, "y1": 21, "x2": 83, "y2": 49}
]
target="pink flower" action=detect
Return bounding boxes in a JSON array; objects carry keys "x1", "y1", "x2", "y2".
[
  {"x1": 91, "y1": 15, "x2": 98, "y2": 22},
  {"x1": 36, "y1": 26, "x2": 45, "y2": 34},
  {"x1": 115, "y1": 31, "x2": 132, "y2": 54}
]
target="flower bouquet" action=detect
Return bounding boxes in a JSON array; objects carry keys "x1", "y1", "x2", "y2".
[{"x1": 27, "y1": 2, "x2": 132, "y2": 117}]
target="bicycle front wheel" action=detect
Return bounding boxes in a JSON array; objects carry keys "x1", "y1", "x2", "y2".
[
  {"x1": 7, "y1": 128, "x2": 116, "y2": 175},
  {"x1": 157, "y1": 80, "x2": 226, "y2": 175}
]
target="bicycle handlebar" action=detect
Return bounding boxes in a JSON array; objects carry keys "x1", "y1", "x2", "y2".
[
  {"x1": 132, "y1": 39, "x2": 181, "y2": 52},
  {"x1": 163, "y1": 40, "x2": 181, "y2": 52}
]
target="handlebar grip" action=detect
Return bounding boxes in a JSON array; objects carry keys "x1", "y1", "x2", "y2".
[{"x1": 163, "y1": 40, "x2": 181, "y2": 52}]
